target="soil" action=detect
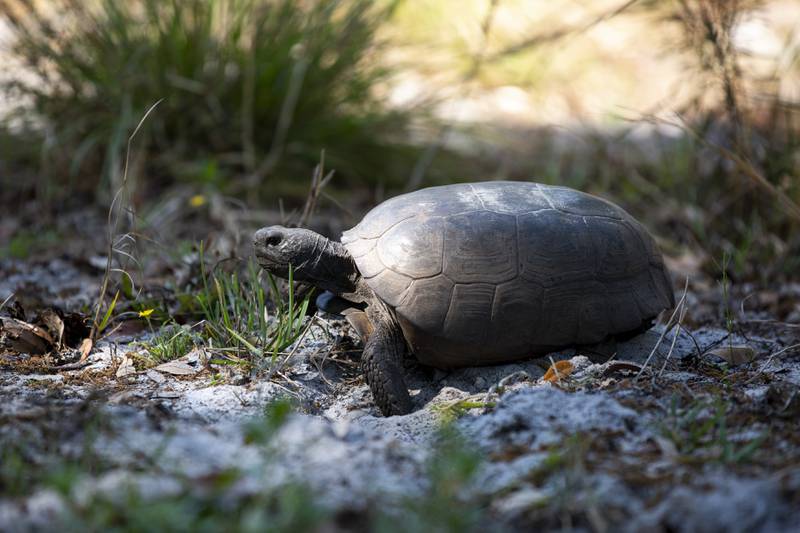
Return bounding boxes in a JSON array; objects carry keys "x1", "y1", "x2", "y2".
[{"x1": 1, "y1": 242, "x2": 799, "y2": 531}]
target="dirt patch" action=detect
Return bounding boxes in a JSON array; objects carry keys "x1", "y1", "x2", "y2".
[{"x1": 1, "y1": 255, "x2": 799, "y2": 531}]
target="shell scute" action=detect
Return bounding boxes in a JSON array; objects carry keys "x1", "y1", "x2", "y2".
[
  {"x1": 443, "y1": 211, "x2": 518, "y2": 283},
  {"x1": 376, "y1": 216, "x2": 444, "y2": 278},
  {"x1": 442, "y1": 283, "x2": 495, "y2": 346},
  {"x1": 544, "y1": 186, "x2": 624, "y2": 219},
  {"x1": 517, "y1": 210, "x2": 594, "y2": 286},
  {"x1": 589, "y1": 218, "x2": 649, "y2": 280},
  {"x1": 470, "y1": 181, "x2": 551, "y2": 213}
]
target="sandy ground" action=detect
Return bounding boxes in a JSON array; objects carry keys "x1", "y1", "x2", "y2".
[{"x1": 2, "y1": 257, "x2": 800, "y2": 531}]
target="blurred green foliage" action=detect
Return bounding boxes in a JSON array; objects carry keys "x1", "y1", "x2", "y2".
[
  {"x1": 0, "y1": 0, "x2": 419, "y2": 201},
  {"x1": 0, "y1": 228, "x2": 60, "y2": 259},
  {"x1": 1, "y1": 0, "x2": 799, "y2": 280}
]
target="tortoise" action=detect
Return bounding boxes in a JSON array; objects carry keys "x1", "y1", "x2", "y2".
[{"x1": 253, "y1": 181, "x2": 674, "y2": 416}]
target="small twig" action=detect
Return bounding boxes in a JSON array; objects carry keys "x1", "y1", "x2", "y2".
[
  {"x1": 682, "y1": 327, "x2": 704, "y2": 359},
  {"x1": 275, "y1": 370, "x2": 302, "y2": 390},
  {"x1": 0, "y1": 293, "x2": 14, "y2": 313},
  {"x1": 636, "y1": 277, "x2": 690, "y2": 379},
  {"x1": 307, "y1": 316, "x2": 338, "y2": 389},
  {"x1": 745, "y1": 343, "x2": 800, "y2": 384},
  {"x1": 297, "y1": 152, "x2": 335, "y2": 228},
  {"x1": 309, "y1": 345, "x2": 336, "y2": 389},
  {"x1": 486, "y1": 0, "x2": 639, "y2": 61},
  {"x1": 90, "y1": 99, "x2": 163, "y2": 341},
  {"x1": 48, "y1": 360, "x2": 91, "y2": 372},
  {"x1": 267, "y1": 379, "x2": 298, "y2": 398},
  {"x1": 266, "y1": 318, "x2": 314, "y2": 381},
  {"x1": 658, "y1": 305, "x2": 688, "y2": 378}
]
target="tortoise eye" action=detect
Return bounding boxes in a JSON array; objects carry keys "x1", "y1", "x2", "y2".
[
  {"x1": 255, "y1": 227, "x2": 284, "y2": 247},
  {"x1": 262, "y1": 229, "x2": 284, "y2": 246},
  {"x1": 265, "y1": 233, "x2": 283, "y2": 246}
]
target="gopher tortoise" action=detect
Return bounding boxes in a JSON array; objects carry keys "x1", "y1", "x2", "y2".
[{"x1": 254, "y1": 181, "x2": 674, "y2": 416}]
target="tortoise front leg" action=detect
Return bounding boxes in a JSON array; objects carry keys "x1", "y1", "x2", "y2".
[{"x1": 362, "y1": 322, "x2": 412, "y2": 416}]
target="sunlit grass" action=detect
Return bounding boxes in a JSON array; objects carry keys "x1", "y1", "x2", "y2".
[
  {"x1": 0, "y1": 0, "x2": 418, "y2": 201},
  {"x1": 194, "y1": 248, "x2": 311, "y2": 368}
]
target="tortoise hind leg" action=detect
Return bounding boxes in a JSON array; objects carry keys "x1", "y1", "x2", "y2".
[{"x1": 362, "y1": 323, "x2": 412, "y2": 416}]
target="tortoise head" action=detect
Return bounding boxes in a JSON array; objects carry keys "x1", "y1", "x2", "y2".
[{"x1": 253, "y1": 226, "x2": 360, "y2": 294}]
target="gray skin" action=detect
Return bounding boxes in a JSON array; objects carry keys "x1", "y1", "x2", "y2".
[{"x1": 254, "y1": 181, "x2": 675, "y2": 417}]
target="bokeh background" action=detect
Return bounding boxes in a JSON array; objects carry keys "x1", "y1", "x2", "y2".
[{"x1": 1, "y1": 0, "x2": 799, "y2": 281}]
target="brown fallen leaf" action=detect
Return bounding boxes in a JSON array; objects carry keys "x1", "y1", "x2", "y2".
[
  {"x1": 0, "y1": 317, "x2": 56, "y2": 355},
  {"x1": 35, "y1": 308, "x2": 65, "y2": 349},
  {"x1": 707, "y1": 345, "x2": 757, "y2": 366},
  {"x1": 78, "y1": 338, "x2": 93, "y2": 362},
  {"x1": 543, "y1": 360, "x2": 574, "y2": 383}
]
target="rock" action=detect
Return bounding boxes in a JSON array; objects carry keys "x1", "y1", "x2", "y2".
[
  {"x1": 115, "y1": 356, "x2": 136, "y2": 378},
  {"x1": 460, "y1": 387, "x2": 640, "y2": 451},
  {"x1": 154, "y1": 358, "x2": 197, "y2": 376},
  {"x1": 146, "y1": 370, "x2": 166, "y2": 384}
]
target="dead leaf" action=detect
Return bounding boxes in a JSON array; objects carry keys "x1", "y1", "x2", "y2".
[
  {"x1": 35, "y1": 309, "x2": 64, "y2": 349},
  {"x1": 543, "y1": 360, "x2": 574, "y2": 383},
  {"x1": 115, "y1": 356, "x2": 137, "y2": 378},
  {"x1": 78, "y1": 338, "x2": 93, "y2": 362},
  {"x1": 0, "y1": 317, "x2": 55, "y2": 355},
  {"x1": 707, "y1": 345, "x2": 757, "y2": 366},
  {"x1": 154, "y1": 358, "x2": 197, "y2": 376}
]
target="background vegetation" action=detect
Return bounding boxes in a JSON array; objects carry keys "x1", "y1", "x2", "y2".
[
  {"x1": 0, "y1": 0, "x2": 426, "y2": 202},
  {"x1": 0, "y1": 0, "x2": 798, "y2": 280}
]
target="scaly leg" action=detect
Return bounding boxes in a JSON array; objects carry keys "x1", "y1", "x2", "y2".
[{"x1": 362, "y1": 322, "x2": 412, "y2": 416}]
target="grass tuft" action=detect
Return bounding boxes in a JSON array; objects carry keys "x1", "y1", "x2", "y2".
[
  {"x1": 0, "y1": 0, "x2": 418, "y2": 202},
  {"x1": 660, "y1": 395, "x2": 768, "y2": 464},
  {"x1": 139, "y1": 323, "x2": 198, "y2": 364},
  {"x1": 194, "y1": 248, "x2": 311, "y2": 368}
]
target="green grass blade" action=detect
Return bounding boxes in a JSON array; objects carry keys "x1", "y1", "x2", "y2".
[{"x1": 97, "y1": 290, "x2": 120, "y2": 334}]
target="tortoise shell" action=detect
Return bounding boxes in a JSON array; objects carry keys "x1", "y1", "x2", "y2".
[{"x1": 341, "y1": 181, "x2": 674, "y2": 367}]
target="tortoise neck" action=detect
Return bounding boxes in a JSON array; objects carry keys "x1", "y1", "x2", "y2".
[{"x1": 307, "y1": 237, "x2": 361, "y2": 296}]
